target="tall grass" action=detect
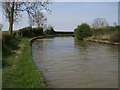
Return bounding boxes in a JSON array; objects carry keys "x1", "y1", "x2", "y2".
[
  {"x1": 2, "y1": 32, "x2": 20, "y2": 67},
  {"x1": 2, "y1": 36, "x2": 47, "y2": 88},
  {"x1": 92, "y1": 26, "x2": 119, "y2": 36},
  {"x1": 91, "y1": 26, "x2": 120, "y2": 42},
  {"x1": 110, "y1": 31, "x2": 120, "y2": 42}
]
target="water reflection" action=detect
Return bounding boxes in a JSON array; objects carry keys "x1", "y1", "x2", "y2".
[{"x1": 32, "y1": 37, "x2": 118, "y2": 88}]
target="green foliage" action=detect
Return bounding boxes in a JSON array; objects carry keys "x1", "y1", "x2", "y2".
[
  {"x1": 110, "y1": 30, "x2": 120, "y2": 42},
  {"x1": 2, "y1": 33, "x2": 20, "y2": 67},
  {"x1": 2, "y1": 32, "x2": 19, "y2": 54},
  {"x1": 2, "y1": 31, "x2": 46, "y2": 88},
  {"x1": 2, "y1": 32, "x2": 12, "y2": 44},
  {"x1": 18, "y1": 26, "x2": 43, "y2": 37},
  {"x1": 3, "y1": 37, "x2": 47, "y2": 88},
  {"x1": 74, "y1": 23, "x2": 92, "y2": 40},
  {"x1": 92, "y1": 26, "x2": 119, "y2": 35},
  {"x1": 91, "y1": 26, "x2": 120, "y2": 43},
  {"x1": 45, "y1": 26, "x2": 55, "y2": 35},
  {"x1": 32, "y1": 27, "x2": 43, "y2": 36},
  {"x1": 19, "y1": 26, "x2": 34, "y2": 37}
]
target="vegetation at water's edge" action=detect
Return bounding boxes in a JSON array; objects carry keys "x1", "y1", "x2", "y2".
[
  {"x1": 2, "y1": 27, "x2": 73, "y2": 88},
  {"x1": 74, "y1": 23, "x2": 120, "y2": 43},
  {"x1": 2, "y1": 22, "x2": 119, "y2": 88},
  {"x1": 91, "y1": 26, "x2": 120, "y2": 43},
  {"x1": 110, "y1": 30, "x2": 120, "y2": 42},
  {"x1": 74, "y1": 23, "x2": 92, "y2": 40},
  {"x1": 13, "y1": 27, "x2": 43, "y2": 37},
  {"x1": 12, "y1": 26, "x2": 73, "y2": 38},
  {"x1": 2, "y1": 33, "x2": 47, "y2": 88},
  {"x1": 44, "y1": 25, "x2": 56, "y2": 35}
]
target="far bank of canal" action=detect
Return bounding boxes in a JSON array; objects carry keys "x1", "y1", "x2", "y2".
[{"x1": 31, "y1": 36, "x2": 118, "y2": 88}]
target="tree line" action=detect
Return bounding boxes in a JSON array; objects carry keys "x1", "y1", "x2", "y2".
[{"x1": 2, "y1": 0, "x2": 51, "y2": 35}]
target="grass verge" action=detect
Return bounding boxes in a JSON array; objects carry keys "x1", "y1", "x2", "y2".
[{"x1": 3, "y1": 37, "x2": 47, "y2": 88}]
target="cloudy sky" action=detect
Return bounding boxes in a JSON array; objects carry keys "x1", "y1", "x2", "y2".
[{"x1": 1, "y1": 1, "x2": 118, "y2": 31}]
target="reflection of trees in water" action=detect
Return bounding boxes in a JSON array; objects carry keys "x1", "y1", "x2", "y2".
[
  {"x1": 74, "y1": 38, "x2": 88, "y2": 48},
  {"x1": 74, "y1": 38, "x2": 91, "y2": 61},
  {"x1": 74, "y1": 37, "x2": 119, "y2": 53},
  {"x1": 32, "y1": 37, "x2": 118, "y2": 88},
  {"x1": 107, "y1": 45, "x2": 119, "y2": 53},
  {"x1": 74, "y1": 38, "x2": 119, "y2": 62}
]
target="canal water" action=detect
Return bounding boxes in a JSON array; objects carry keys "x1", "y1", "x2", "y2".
[{"x1": 32, "y1": 36, "x2": 118, "y2": 88}]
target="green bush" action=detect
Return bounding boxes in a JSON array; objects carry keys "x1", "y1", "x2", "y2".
[
  {"x1": 2, "y1": 32, "x2": 12, "y2": 44},
  {"x1": 92, "y1": 26, "x2": 119, "y2": 35},
  {"x1": 2, "y1": 32, "x2": 20, "y2": 62},
  {"x1": 19, "y1": 26, "x2": 33, "y2": 37},
  {"x1": 74, "y1": 23, "x2": 92, "y2": 40},
  {"x1": 44, "y1": 26, "x2": 55, "y2": 35},
  {"x1": 110, "y1": 31, "x2": 120, "y2": 42},
  {"x1": 32, "y1": 27, "x2": 43, "y2": 36},
  {"x1": 18, "y1": 26, "x2": 43, "y2": 37}
]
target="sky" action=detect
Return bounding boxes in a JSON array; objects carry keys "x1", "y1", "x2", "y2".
[{"x1": 1, "y1": 1, "x2": 118, "y2": 31}]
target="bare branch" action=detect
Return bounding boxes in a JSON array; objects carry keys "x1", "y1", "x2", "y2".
[
  {"x1": 92, "y1": 18, "x2": 109, "y2": 28},
  {"x1": 2, "y1": 1, "x2": 51, "y2": 34}
]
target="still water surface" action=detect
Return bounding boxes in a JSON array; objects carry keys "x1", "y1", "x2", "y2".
[{"x1": 32, "y1": 37, "x2": 118, "y2": 88}]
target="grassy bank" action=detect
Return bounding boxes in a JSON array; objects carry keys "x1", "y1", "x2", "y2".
[
  {"x1": 89, "y1": 26, "x2": 120, "y2": 43},
  {"x1": 74, "y1": 24, "x2": 120, "y2": 44},
  {"x1": 3, "y1": 36, "x2": 47, "y2": 88}
]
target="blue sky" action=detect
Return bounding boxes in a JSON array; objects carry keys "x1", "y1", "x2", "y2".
[{"x1": 1, "y1": 2, "x2": 118, "y2": 31}]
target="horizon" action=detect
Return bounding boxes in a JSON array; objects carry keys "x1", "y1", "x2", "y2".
[{"x1": 1, "y1": 2, "x2": 118, "y2": 31}]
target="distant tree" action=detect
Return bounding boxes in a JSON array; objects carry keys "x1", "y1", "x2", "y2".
[
  {"x1": 29, "y1": 11, "x2": 47, "y2": 27},
  {"x1": 45, "y1": 25, "x2": 55, "y2": 35},
  {"x1": 2, "y1": 1, "x2": 51, "y2": 35},
  {"x1": 92, "y1": 18, "x2": 109, "y2": 28}
]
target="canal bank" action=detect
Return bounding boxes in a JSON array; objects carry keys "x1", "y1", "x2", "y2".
[
  {"x1": 3, "y1": 34, "x2": 73, "y2": 88},
  {"x1": 3, "y1": 37, "x2": 47, "y2": 88},
  {"x1": 84, "y1": 38, "x2": 120, "y2": 46},
  {"x1": 3, "y1": 34, "x2": 118, "y2": 88}
]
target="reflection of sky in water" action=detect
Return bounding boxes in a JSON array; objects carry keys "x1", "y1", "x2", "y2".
[{"x1": 32, "y1": 37, "x2": 118, "y2": 88}]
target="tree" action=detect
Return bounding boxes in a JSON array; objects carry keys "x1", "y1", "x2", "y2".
[
  {"x1": 92, "y1": 18, "x2": 109, "y2": 28},
  {"x1": 29, "y1": 11, "x2": 47, "y2": 27},
  {"x1": 2, "y1": 1, "x2": 51, "y2": 35},
  {"x1": 28, "y1": 16, "x2": 34, "y2": 27},
  {"x1": 45, "y1": 25, "x2": 55, "y2": 35},
  {"x1": 74, "y1": 23, "x2": 92, "y2": 40}
]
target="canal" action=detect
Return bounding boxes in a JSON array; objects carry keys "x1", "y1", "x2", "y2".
[{"x1": 32, "y1": 36, "x2": 118, "y2": 88}]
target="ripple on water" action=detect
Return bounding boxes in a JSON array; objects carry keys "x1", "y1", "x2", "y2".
[{"x1": 32, "y1": 37, "x2": 118, "y2": 88}]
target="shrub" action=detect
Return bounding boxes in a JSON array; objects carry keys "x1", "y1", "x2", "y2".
[
  {"x1": 18, "y1": 26, "x2": 43, "y2": 37},
  {"x1": 44, "y1": 26, "x2": 55, "y2": 35},
  {"x1": 92, "y1": 26, "x2": 119, "y2": 35},
  {"x1": 2, "y1": 32, "x2": 20, "y2": 61},
  {"x1": 2, "y1": 32, "x2": 12, "y2": 44},
  {"x1": 110, "y1": 31, "x2": 120, "y2": 42},
  {"x1": 32, "y1": 27, "x2": 43, "y2": 36},
  {"x1": 74, "y1": 23, "x2": 92, "y2": 40},
  {"x1": 19, "y1": 26, "x2": 33, "y2": 37}
]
